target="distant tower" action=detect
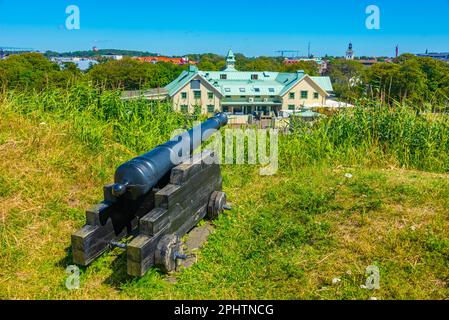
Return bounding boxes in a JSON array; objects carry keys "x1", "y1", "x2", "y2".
[
  {"x1": 224, "y1": 49, "x2": 237, "y2": 71},
  {"x1": 395, "y1": 45, "x2": 399, "y2": 58},
  {"x1": 346, "y1": 42, "x2": 354, "y2": 60}
]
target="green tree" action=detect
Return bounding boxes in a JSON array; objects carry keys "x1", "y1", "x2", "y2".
[
  {"x1": 365, "y1": 55, "x2": 449, "y2": 109},
  {"x1": 280, "y1": 60, "x2": 319, "y2": 75},
  {"x1": 326, "y1": 59, "x2": 365, "y2": 100},
  {"x1": 87, "y1": 58, "x2": 183, "y2": 90},
  {"x1": 0, "y1": 53, "x2": 75, "y2": 90}
]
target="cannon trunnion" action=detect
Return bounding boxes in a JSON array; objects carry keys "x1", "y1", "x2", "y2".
[{"x1": 71, "y1": 113, "x2": 228, "y2": 276}]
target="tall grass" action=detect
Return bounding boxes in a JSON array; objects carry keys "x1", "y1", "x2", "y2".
[
  {"x1": 2, "y1": 84, "x2": 194, "y2": 154},
  {"x1": 2, "y1": 85, "x2": 448, "y2": 173},
  {"x1": 284, "y1": 101, "x2": 449, "y2": 173}
]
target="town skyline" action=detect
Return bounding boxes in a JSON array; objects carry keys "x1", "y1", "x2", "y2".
[
  {"x1": 1, "y1": 0, "x2": 448, "y2": 57},
  {"x1": 1, "y1": 43, "x2": 445, "y2": 60}
]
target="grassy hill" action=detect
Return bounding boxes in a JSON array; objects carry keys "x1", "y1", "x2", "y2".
[{"x1": 1, "y1": 86, "x2": 448, "y2": 299}]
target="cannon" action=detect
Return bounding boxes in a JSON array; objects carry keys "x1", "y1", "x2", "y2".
[{"x1": 71, "y1": 113, "x2": 228, "y2": 276}]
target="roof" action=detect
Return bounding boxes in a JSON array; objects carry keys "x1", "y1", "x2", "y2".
[
  {"x1": 310, "y1": 76, "x2": 333, "y2": 92},
  {"x1": 121, "y1": 88, "x2": 168, "y2": 100},
  {"x1": 135, "y1": 56, "x2": 193, "y2": 65},
  {"x1": 165, "y1": 69, "x2": 197, "y2": 96},
  {"x1": 165, "y1": 65, "x2": 333, "y2": 97}
]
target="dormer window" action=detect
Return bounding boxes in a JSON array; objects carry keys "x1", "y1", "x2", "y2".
[
  {"x1": 254, "y1": 88, "x2": 260, "y2": 93},
  {"x1": 220, "y1": 74, "x2": 227, "y2": 80},
  {"x1": 251, "y1": 74, "x2": 258, "y2": 80},
  {"x1": 190, "y1": 80, "x2": 200, "y2": 89},
  {"x1": 225, "y1": 88, "x2": 231, "y2": 93},
  {"x1": 239, "y1": 88, "x2": 245, "y2": 93},
  {"x1": 269, "y1": 88, "x2": 275, "y2": 93}
]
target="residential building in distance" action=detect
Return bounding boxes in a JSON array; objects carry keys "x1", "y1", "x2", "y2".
[
  {"x1": 162, "y1": 50, "x2": 333, "y2": 115},
  {"x1": 135, "y1": 56, "x2": 195, "y2": 65},
  {"x1": 416, "y1": 51, "x2": 449, "y2": 62},
  {"x1": 357, "y1": 58, "x2": 378, "y2": 66},
  {"x1": 284, "y1": 57, "x2": 328, "y2": 74},
  {"x1": 50, "y1": 57, "x2": 99, "y2": 71},
  {"x1": 101, "y1": 54, "x2": 123, "y2": 60}
]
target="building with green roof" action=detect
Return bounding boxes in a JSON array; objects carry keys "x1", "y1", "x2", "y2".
[{"x1": 164, "y1": 50, "x2": 333, "y2": 115}]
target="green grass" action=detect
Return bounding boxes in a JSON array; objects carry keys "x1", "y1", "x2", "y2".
[{"x1": 1, "y1": 86, "x2": 448, "y2": 299}]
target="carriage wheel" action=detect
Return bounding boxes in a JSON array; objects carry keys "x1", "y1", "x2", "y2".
[
  {"x1": 207, "y1": 191, "x2": 227, "y2": 220},
  {"x1": 155, "y1": 234, "x2": 182, "y2": 273}
]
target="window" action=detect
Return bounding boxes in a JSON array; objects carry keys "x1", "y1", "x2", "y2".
[
  {"x1": 225, "y1": 88, "x2": 231, "y2": 93},
  {"x1": 180, "y1": 105, "x2": 188, "y2": 113},
  {"x1": 314, "y1": 92, "x2": 319, "y2": 99},
  {"x1": 207, "y1": 105, "x2": 215, "y2": 113},
  {"x1": 254, "y1": 88, "x2": 260, "y2": 93},
  {"x1": 301, "y1": 91, "x2": 308, "y2": 99},
  {"x1": 240, "y1": 96, "x2": 246, "y2": 99},
  {"x1": 289, "y1": 92, "x2": 295, "y2": 99},
  {"x1": 225, "y1": 95, "x2": 231, "y2": 98},
  {"x1": 194, "y1": 91, "x2": 201, "y2": 99},
  {"x1": 220, "y1": 74, "x2": 227, "y2": 80},
  {"x1": 208, "y1": 92, "x2": 214, "y2": 99},
  {"x1": 251, "y1": 74, "x2": 259, "y2": 80},
  {"x1": 181, "y1": 92, "x2": 187, "y2": 99},
  {"x1": 288, "y1": 105, "x2": 295, "y2": 110},
  {"x1": 239, "y1": 88, "x2": 246, "y2": 93},
  {"x1": 190, "y1": 80, "x2": 200, "y2": 90},
  {"x1": 269, "y1": 88, "x2": 275, "y2": 93}
]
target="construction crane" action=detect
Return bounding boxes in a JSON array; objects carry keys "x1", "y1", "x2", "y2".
[
  {"x1": 275, "y1": 50, "x2": 300, "y2": 58},
  {"x1": 0, "y1": 46, "x2": 35, "y2": 59}
]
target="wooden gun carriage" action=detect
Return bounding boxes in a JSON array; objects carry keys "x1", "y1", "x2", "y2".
[{"x1": 71, "y1": 114, "x2": 228, "y2": 276}]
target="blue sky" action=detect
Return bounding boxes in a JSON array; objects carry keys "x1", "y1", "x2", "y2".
[{"x1": 0, "y1": 0, "x2": 448, "y2": 57}]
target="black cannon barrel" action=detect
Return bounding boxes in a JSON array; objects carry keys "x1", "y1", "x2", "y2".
[{"x1": 112, "y1": 113, "x2": 228, "y2": 199}]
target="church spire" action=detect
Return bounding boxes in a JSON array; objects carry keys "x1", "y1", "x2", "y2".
[{"x1": 346, "y1": 42, "x2": 354, "y2": 60}]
